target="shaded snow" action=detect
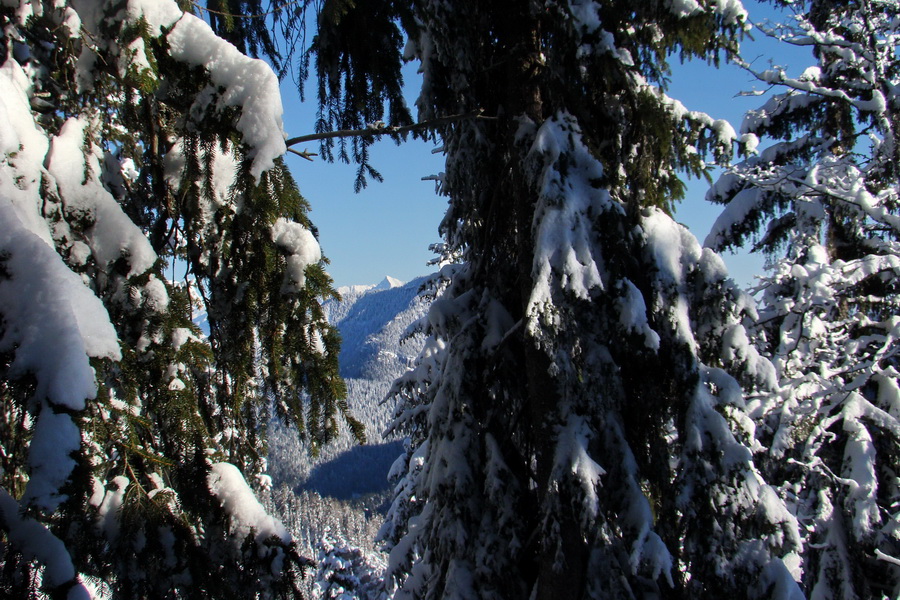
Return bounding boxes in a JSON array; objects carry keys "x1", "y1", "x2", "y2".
[{"x1": 0, "y1": 488, "x2": 90, "y2": 599}]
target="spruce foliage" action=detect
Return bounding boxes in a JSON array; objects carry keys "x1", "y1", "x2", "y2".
[
  {"x1": 708, "y1": 1, "x2": 900, "y2": 596},
  {"x1": 4, "y1": 0, "x2": 897, "y2": 598},
  {"x1": 0, "y1": 1, "x2": 353, "y2": 597},
  {"x1": 296, "y1": 0, "x2": 804, "y2": 598},
  {"x1": 281, "y1": 0, "x2": 416, "y2": 191}
]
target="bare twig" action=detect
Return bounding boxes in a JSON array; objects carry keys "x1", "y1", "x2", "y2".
[
  {"x1": 190, "y1": 0, "x2": 304, "y2": 20},
  {"x1": 285, "y1": 110, "x2": 493, "y2": 148},
  {"x1": 288, "y1": 148, "x2": 318, "y2": 161}
]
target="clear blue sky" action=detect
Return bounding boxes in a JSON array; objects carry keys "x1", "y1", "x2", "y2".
[
  {"x1": 282, "y1": 64, "x2": 445, "y2": 289},
  {"x1": 281, "y1": 1, "x2": 812, "y2": 289}
]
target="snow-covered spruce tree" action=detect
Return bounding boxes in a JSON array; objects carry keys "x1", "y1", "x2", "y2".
[
  {"x1": 706, "y1": 1, "x2": 900, "y2": 597},
  {"x1": 314, "y1": 531, "x2": 388, "y2": 600},
  {"x1": 292, "y1": 0, "x2": 801, "y2": 598},
  {"x1": 0, "y1": 1, "x2": 360, "y2": 597}
]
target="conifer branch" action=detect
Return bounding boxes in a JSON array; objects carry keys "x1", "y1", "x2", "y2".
[
  {"x1": 285, "y1": 110, "x2": 493, "y2": 149},
  {"x1": 190, "y1": 0, "x2": 304, "y2": 20},
  {"x1": 115, "y1": 440, "x2": 177, "y2": 468},
  {"x1": 876, "y1": 549, "x2": 900, "y2": 568}
]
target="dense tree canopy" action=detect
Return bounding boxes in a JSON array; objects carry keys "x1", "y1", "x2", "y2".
[
  {"x1": 1, "y1": 0, "x2": 898, "y2": 598},
  {"x1": 708, "y1": 0, "x2": 900, "y2": 596},
  {"x1": 354, "y1": 1, "x2": 807, "y2": 598},
  {"x1": 0, "y1": 0, "x2": 356, "y2": 597}
]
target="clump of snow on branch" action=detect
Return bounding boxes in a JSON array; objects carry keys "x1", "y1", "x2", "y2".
[
  {"x1": 0, "y1": 203, "x2": 120, "y2": 412},
  {"x1": 47, "y1": 117, "x2": 157, "y2": 276},
  {"x1": 272, "y1": 218, "x2": 322, "y2": 291},
  {"x1": 80, "y1": 0, "x2": 287, "y2": 180},
  {"x1": 525, "y1": 113, "x2": 612, "y2": 335},
  {"x1": 667, "y1": 0, "x2": 748, "y2": 26},
  {"x1": 0, "y1": 489, "x2": 91, "y2": 600},
  {"x1": 208, "y1": 462, "x2": 291, "y2": 546}
]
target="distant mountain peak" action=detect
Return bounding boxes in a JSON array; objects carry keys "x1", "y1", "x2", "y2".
[
  {"x1": 373, "y1": 276, "x2": 404, "y2": 291},
  {"x1": 337, "y1": 284, "x2": 375, "y2": 297}
]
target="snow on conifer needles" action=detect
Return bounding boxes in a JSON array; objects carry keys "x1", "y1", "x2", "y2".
[
  {"x1": 372, "y1": 1, "x2": 805, "y2": 598},
  {"x1": 2, "y1": 0, "x2": 899, "y2": 598},
  {"x1": 708, "y1": 1, "x2": 900, "y2": 596},
  {"x1": 0, "y1": 0, "x2": 345, "y2": 596}
]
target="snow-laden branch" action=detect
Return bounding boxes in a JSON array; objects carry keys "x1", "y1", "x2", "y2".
[
  {"x1": 781, "y1": 174, "x2": 900, "y2": 234},
  {"x1": 876, "y1": 549, "x2": 900, "y2": 568},
  {"x1": 710, "y1": 161, "x2": 900, "y2": 246},
  {"x1": 733, "y1": 56, "x2": 887, "y2": 114},
  {"x1": 751, "y1": 20, "x2": 878, "y2": 65},
  {"x1": 0, "y1": 488, "x2": 90, "y2": 600}
]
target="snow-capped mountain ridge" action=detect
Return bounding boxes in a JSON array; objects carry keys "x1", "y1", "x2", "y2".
[
  {"x1": 336, "y1": 275, "x2": 405, "y2": 298},
  {"x1": 373, "y1": 275, "x2": 404, "y2": 291},
  {"x1": 325, "y1": 275, "x2": 428, "y2": 381},
  {"x1": 269, "y1": 274, "x2": 431, "y2": 497}
]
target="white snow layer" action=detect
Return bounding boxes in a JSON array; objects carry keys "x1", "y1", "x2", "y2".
[
  {"x1": 122, "y1": 0, "x2": 287, "y2": 179},
  {"x1": 0, "y1": 40, "x2": 138, "y2": 520},
  {"x1": 705, "y1": 186, "x2": 761, "y2": 249},
  {"x1": 667, "y1": 0, "x2": 704, "y2": 18},
  {"x1": 271, "y1": 218, "x2": 322, "y2": 291},
  {"x1": 0, "y1": 199, "x2": 120, "y2": 411},
  {"x1": 93, "y1": 476, "x2": 130, "y2": 541},
  {"x1": 0, "y1": 163, "x2": 121, "y2": 514},
  {"x1": 526, "y1": 114, "x2": 610, "y2": 333},
  {"x1": 0, "y1": 59, "x2": 54, "y2": 245},
  {"x1": 47, "y1": 117, "x2": 157, "y2": 276},
  {"x1": 640, "y1": 210, "x2": 703, "y2": 350},
  {"x1": 374, "y1": 275, "x2": 405, "y2": 290},
  {"x1": 207, "y1": 462, "x2": 291, "y2": 545},
  {"x1": 553, "y1": 415, "x2": 606, "y2": 523},
  {"x1": 841, "y1": 393, "x2": 896, "y2": 540},
  {"x1": 0, "y1": 488, "x2": 91, "y2": 600},
  {"x1": 616, "y1": 279, "x2": 661, "y2": 350},
  {"x1": 22, "y1": 406, "x2": 82, "y2": 513}
]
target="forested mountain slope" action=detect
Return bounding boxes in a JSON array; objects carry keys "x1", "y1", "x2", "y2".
[
  {"x1": 327, "y1": 276, "x2": 428, "y2": 382},
  {"x1": 267, "y1": 276, "x2": 430, "y2": 562}
]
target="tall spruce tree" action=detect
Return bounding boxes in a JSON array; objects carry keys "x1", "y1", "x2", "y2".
[
  {"x1": 289, "y1": 0, "x2": 803, "y2": 598},
  {"x1": 0, "y1": 1, "x2": 358, "y2": 597},
  {"x1": 707, "y1": 0, "x2": 900, "y2": 597}
]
